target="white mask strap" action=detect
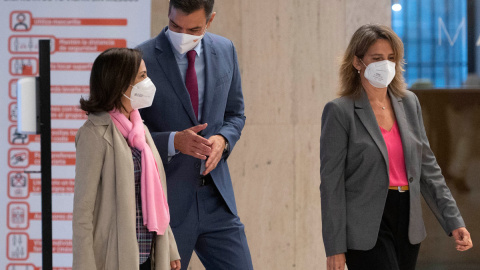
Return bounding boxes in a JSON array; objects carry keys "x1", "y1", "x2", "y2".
[{"x1": 359, "y1": 58, "x2": 367, "y2": 68}]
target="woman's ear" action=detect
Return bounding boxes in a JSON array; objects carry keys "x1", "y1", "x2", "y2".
[{"x1": 353, "y1": 56, "x2": 362, "y2": 72}]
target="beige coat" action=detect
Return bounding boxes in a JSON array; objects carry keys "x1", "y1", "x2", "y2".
[{"x1": 73, "y1": 112, "x2": 180, "y2": 270}]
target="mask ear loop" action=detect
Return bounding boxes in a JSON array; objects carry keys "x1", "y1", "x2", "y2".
[
  {"x1": 359, "y1": 58, "x2": 367, "y2": 68},
  {"x1": 357, "y1": 57, "x2": 366, "y2": 74},
  {"x1": 123, "y1": 82, "x2": 135, "y2": 101}
]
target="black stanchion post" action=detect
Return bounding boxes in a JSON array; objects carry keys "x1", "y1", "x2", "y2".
[{"x1": 39, "y1": 39, "x2": 52, "y2": 270}]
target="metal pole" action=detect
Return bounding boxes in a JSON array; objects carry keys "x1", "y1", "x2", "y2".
[{"x1": 39, "y1": 39, "x2": 52, "y2": 270}]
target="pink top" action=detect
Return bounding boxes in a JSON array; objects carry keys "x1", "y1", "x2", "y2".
[{"x1": 380, "y1": 121, "x2": 409, "y2": 187}]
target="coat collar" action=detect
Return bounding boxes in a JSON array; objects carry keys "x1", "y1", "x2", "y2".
[{"x1": 87, "y1": 111, "x2": 114, "y2": 146}]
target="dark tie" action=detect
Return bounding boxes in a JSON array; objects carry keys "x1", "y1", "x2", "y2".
[{"x1": 186, "y1": 50, "x2": 199, "y2": 119}]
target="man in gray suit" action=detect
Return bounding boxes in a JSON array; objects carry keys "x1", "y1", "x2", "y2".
[{"x1": 137, "y1": 0, "x2": 253, "y2": 269}]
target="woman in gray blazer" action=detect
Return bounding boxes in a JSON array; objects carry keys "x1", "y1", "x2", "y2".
[
  {"x1": 320, "y1": 25, "x2": 473, "y2": 270},
  {"x1": 73, "y1": 48, "x2": 181, "y2": 270}
]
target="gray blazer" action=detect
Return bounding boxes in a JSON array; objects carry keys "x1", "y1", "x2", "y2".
[{"x1": 320, "y1": 89, "x2": 465, "y2": 257}]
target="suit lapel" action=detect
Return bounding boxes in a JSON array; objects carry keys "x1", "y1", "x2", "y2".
[
  {"x1": 390, "y1": 91, "x2": 412, "y2": 178},
  {"x1": 155, "y1": 28, "x2": 198, "y2": 125},
  {"x1": 201, "y1": 34, "x2": 217, "y2": 126},
  {"x1": 354, "y1": 91, "x2": 389, "y2": 172}
]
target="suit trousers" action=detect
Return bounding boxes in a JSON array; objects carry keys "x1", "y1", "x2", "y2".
[
  {"x1": 346, "y1": 190, "x2": 420, "y2": 270},
  {"x1": 171, "y1": 175, "x2": 253, "y2": 270}
]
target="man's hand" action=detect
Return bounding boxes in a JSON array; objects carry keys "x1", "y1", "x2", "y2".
[
  {"x1": 327, "y1": 253, "x2": 346, "y2": 270},
  {"x1": 203, "y1": 135, "x2": 226, "y2": 175},
  {"x1": 174, "y1": 123, "x2": 212, "y2": 160},
  {"x1": 170, "y1": 259, "x2": 181, "y2": 270},
  {"x1": 452, "y1": 227, "x2": 473, "y2": 251}
]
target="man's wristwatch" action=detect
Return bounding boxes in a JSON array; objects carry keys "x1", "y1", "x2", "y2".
[{"x1": 224, "y1": 140, "x2": 229, "y2": 153}]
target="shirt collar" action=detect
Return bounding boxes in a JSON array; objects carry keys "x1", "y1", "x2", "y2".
[{"x1": 166, "y1": 28, "x2": 203, "y2": 61}]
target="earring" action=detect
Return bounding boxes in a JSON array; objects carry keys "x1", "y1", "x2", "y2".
[{"x1": 357, "y1": 70, "x2": 360, "y2": 74}]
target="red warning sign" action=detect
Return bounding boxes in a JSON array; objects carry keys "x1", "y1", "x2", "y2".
[
  {"x1": 10, "y1": 10, "x2": 127, "y2": 32},
  {"x1": 7, "y1": 171, "x2": 29, "y2": 199},
  {"x1": 50, "y1": 62, "x2": 92, "y2": 71},
  {"x1": 51, "y1": 105, "x2": 87, "y2": 120},
  {"x1": 8, "y1": 35, "x2": 126, "y2": 54},
  {"x1": 9, "y1": 79, "x2": 18, "y2": 99},
  {"x1": 7, "y1": 233, "x2": 72, "y2": 260},
  {"x1": 6, "y1": 263, "x2": 72, "y2": 270},
  {"x1": 9, "y1": 57, "x2": 38, "y2": 76},
  {"x1": 8, "y1": 148, "x2": 76, "y2": 168},
  {"x1": 8, "y1": 171, "x2": 75, "y2": 199},
  {"x1": 7, "y1": 202, "x2": 73, "y2": 230},
  {"x1": 9, "y1": 125, "x2": 78, "y2": 145},
  {"x1": 7, "y1": 202, "x2": 29, "y2": 229},
  {"x1": 51, "y1": 85, "x2": 89, "y2": 94}
]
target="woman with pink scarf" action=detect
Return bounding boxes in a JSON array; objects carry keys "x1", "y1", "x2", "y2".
[{"x1": 73, "y1": 48, "x2": 181, "y2": 270}]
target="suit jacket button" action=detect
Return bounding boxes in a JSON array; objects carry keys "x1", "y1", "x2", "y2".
[
  {"x1": 195, "y1": 162, "x2": 200, "y2": 169},
  {"x1": 409, "y1": 177, "x2": 413, "y2": 182}
]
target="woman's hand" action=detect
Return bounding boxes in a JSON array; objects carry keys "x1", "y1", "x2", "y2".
[
  {"x1": 452, "y1": 227, "x2": 473, "y2": 251},
  {"x1": 170, "y1": 259, "x2": 181, "y2": 270},
  {"x1": 327, "y1": 253, "x2": 346, "y2": 270}
]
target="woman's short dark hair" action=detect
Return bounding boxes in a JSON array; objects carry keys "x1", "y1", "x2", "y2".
[
  {"x1": 80, "y1": 48, "x2": 142, "y2": 114},
  {"x1": 169, "y1": 0, "x2": 214, "y2": 19}
]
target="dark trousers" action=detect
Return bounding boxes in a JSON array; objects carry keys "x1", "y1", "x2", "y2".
[
  {"x1": 139, "y1": 257, "x2": 151, "y2": 270},
  {"x1": 346, "y1": 190, "x2": 420, "y2": 270},
  {"x1": 172, "y1": 175, "x2": 253, "y2": 270}
]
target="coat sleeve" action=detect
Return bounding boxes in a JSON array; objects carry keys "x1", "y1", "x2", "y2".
[
  {"x1": 72, "y1": 125, "x2": 106, "y2": 270},
  {"x1": 320, "y1": 101, "x2": 348, "y2": 257},
  {"x1": 217, "y1": 41, "x2": 246, "y2": 159},
  {"x1": 414, "y1": 94, "x2": 465, "y2": 235},
  {"x1": 167, "y1": 226, "x2": 181, "y2": 261}
]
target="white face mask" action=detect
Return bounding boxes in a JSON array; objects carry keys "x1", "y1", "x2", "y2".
[
  {"x1": 168, "y1": 28, "x2": 206, "y2": 54},
  {"x1": 124, "y1": 77, "x2": 156, "y2": 110},
  {"x1": 361, "y1": 59, "x2": 396, "y2": 88}
]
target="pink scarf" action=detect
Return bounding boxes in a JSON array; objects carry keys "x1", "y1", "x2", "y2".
[{"x1": 109, "y1": 109, "x2": 169, "y2": 235}]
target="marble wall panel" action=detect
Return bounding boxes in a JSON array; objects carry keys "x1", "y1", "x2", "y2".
[
  {"x1": 345, "y1": 0, "x2": 392, "y2": 44},
  {"x1": 231, "y1": 125, "x2": 296, "y2": 268},
  {"x1": 293, "y1": 124, "x2": 323, "y2": 269}
]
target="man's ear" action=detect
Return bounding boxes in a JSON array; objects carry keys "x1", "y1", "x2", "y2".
[{"x1": 206, "y1": 12, "x2": 216, "y2": 28}]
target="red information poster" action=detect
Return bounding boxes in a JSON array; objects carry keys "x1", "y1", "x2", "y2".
[{"x1": 0, "y1": 1, "x2": 151, "y2": 268}]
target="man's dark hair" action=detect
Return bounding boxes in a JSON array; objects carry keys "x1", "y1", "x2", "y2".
[
  {"x1": 80, "y1": 48, "x2": 142, "y2": 114},
  {"x1": 169, "y1": 0, "x2": 214, "y2": 19}
]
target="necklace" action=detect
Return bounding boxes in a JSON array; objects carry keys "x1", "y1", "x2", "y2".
[{"x1": 374, "y1": 102, "x2": 386, "y2": 110}]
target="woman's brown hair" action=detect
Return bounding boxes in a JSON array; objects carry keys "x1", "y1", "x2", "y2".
[
  {"x1": 339, "y1": 24, "x2": 406, "y2": 97},
  {"x1": 80, "y1": 48, "x2": 142, "y2": 113}
]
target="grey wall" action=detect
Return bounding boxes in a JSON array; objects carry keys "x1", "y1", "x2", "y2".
[{"x1": 150, "y1": 1, "x2": 391, "y2": 269}]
